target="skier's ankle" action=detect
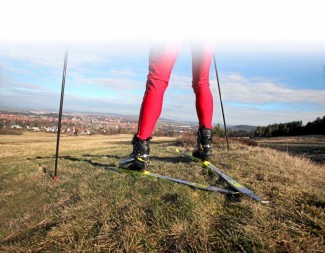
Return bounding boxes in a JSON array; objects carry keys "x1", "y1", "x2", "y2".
[
  {"x1": 119, "y1": 135, "x2": 151, "y2": 171},
  {"x1": 192, "y1": 127, "x2": 213, "y2": 161}
]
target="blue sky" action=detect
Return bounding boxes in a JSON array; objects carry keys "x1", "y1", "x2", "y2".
[
  {"x1": 1, "y1": 42, "x2": 324, "y2": 126},
  {"x1": 0, "y1": 1, "x2": 324, "y2": 126}
]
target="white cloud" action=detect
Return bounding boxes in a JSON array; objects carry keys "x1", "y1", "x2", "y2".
[
  {"x1": 108, "y1": 69, "x2": 136, "y2": 78},
  {"x1": 212, "y1": 74, "x2": 325, "y2": 106},
  {"x1": 222, "y1": 105, "x2": 323, "y2": 126},
  {"x1": 71, "y1": 77, "x2": 144, "y2": 91},
  {"x1": 0, "y1": 45, "x2": 66, "y2": 69},
  {"x1": 169, "y1": 74, "x2": 192, "y2": 90},
  {"x1": 166, "y1": 72, "x2": 325, "y2": 107},
  {"x1": 0, "y1": 43, "x2": 149, "y2": 70},
  {"x1": 1, "y1": 81, "x2": 50, "y2": 92},
  {"x1": 160, "y1": 72, "x2": 325, "y2": 125}
]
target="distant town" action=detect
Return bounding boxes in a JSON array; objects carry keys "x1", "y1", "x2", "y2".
[{"x1": 0, "y1": 109, "x2": 198, "y2": 136}]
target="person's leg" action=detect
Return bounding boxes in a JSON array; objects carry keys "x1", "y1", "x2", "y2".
[
  {"x1": 191, "y1": 42, "x2": 215, "y2": 161},
  {"x1": 136, "y1": 43, "x2": 181, "y2": 140},
  {"x1": 120, "y1": 43, "x2": 181, "y2": 170},
  {"x1": 191, "y1": 42, "x2": 215, "y2": 129}
]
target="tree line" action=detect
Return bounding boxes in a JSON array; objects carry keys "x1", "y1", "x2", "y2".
[{"x1": 253, "y1": 115, "x2": 325, "y2": 137}]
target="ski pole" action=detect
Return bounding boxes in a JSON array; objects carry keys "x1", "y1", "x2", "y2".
[
  {"x1": 213, "y1": 55, "x2": 230, "y2": 151},
  {"x1": 54, "y1": 50, "x2": 68, "y2": 181}
]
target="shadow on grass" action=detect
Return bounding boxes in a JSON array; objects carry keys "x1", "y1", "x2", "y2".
[
  {"x1": 82, "y1": 154, "x2": 122, "y2": 159},
  {"x1": 28, "y1": 155, "x2": 116, "y2": 180},
  {"x1": 81, "y1": 154, "x2": 190, "y2": 164},
  {"x1": 112, "y1": 140, "x2": 179, "y2": 146},
  {"x1": 261, "y1": 143, "x2": 325, "y2": 164},
  {"x1": 150, "y1": 156, "x2": 190, "y2": 164},
  {"x1": 26, "y1": 155, "x2": 243, "y2": 208}
]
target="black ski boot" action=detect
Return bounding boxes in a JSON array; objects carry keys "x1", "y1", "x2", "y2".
[
  {"x1": 119, "y1": 135, "x2": 151, "y2": 171},
  {"x1": 192, "y1": 127, "x2": 213, "y2": 161}
]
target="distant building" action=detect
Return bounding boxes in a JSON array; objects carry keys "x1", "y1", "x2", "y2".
[
  {"x1": 80, "y1": 130, "x2": 91, "y2": 135},
  {"x1": 11, "y1": 124, "x2": 22, "y2": 129}
]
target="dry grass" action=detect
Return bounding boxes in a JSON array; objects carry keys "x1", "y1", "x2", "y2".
[
  {"x1": 0, "y1": 132, "x2": 324, "y2": 252},
  {"x1": 257, "y1": 135, "x2": 325, "y2": 164}
]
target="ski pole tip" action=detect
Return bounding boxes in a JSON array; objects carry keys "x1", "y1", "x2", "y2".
[
  {"x1": 53, "y1": 176, "x2": 57, "y2": 182},
  {"x1": 260, "y1": 200, "x2": 270, "y2": 204}
]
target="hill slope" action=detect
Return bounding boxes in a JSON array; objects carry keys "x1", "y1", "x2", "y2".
[
  {"x1": 230, "y1": 125, "x2": 257, "y2": 132},
  {"x1": 0, "y1": 132, "x2": 324, "y2": 252}
]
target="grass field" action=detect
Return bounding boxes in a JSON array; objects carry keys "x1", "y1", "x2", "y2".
[
  {"x1": 0, "y1": 132, "x2": 324, "y2": 252},
  {"x1": 257, "y1": 135, "x2": 325, "y2": 164}
]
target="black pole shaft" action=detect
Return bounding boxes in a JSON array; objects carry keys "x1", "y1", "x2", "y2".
[
  {"x1": 213, "y1": 55, "x2": 230, "y2": 151},
  {"x1": 54, "y1": 51, "x2": 68, "y2": 180}
]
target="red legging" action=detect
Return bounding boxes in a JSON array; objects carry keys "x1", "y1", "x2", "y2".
[{"x1": 137, "y1": 42, "x2": 215, "y2": 140}]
